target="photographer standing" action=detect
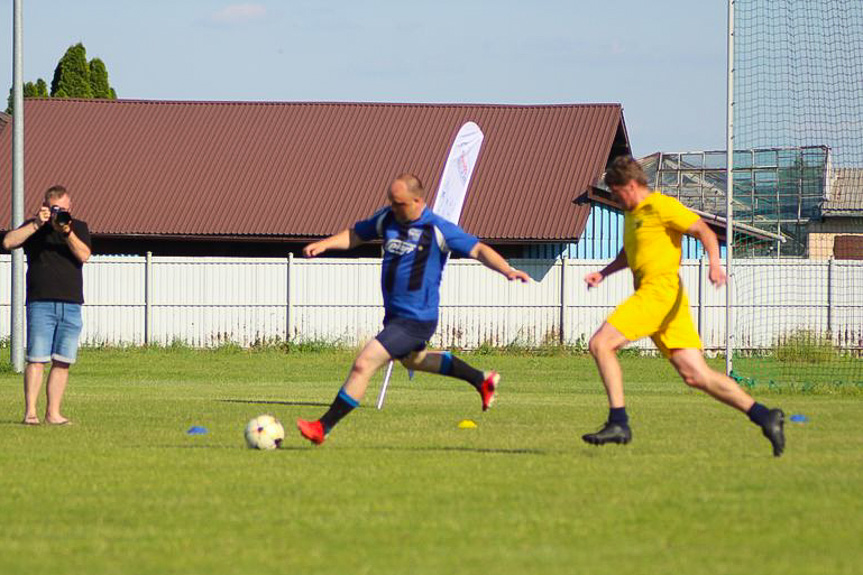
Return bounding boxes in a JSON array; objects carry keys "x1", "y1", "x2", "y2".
[{"x1": 3, "y1": 185, "x2": 91, "y2": 425}]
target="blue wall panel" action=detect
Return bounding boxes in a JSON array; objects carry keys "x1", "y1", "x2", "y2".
[{"x1": 523, "y1": 202, "x2": 727, "y2": 260}]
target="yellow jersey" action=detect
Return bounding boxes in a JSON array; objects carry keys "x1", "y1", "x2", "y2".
[{"x1": 623, "y1": 192, "x2": 700, "y2": 284}]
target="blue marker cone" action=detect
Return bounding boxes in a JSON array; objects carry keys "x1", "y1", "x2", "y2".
[
  {"x1": 187, "y1": 426, "x2": 208, "y2": 435},
  {"x1": 789, "y1": 414, "x2": 808, "y2": 423}
]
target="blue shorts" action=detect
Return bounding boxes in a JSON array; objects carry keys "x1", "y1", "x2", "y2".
[
  {"x1": 26, "y1": 301, "x2": 83, "y2": 364},
  {"x1": 375, "y1": 316, "x2": 437, "y2": 360}
]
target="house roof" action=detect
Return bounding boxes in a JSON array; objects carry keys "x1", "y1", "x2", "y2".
[
  {"x1": 0, "y1": 99, "x2": 629, "y2": 243},
  {"x1": 825, "y1": 168, "x2": 863, "y2": 216}
]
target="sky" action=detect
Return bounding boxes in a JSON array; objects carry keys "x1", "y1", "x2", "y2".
[{"x1": 0, "y1": 0, "x2": 729, "y2": 157}]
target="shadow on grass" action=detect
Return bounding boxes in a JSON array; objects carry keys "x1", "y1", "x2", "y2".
[
  {"x1": 143, "y1": 444, "x2": 309, "y2": 451},
  {"x1": 0, "y1": 419, "x2": 45, "y2": 427},
  {"x1": 217, "y1": 398, "x2": 331, "y2": 408},
  {"x1": 148, "y1": 443, "x2": 549, "y2": 455},
  {"x1": 364, "y1": 445, "x2": 549, "y2": 456}
]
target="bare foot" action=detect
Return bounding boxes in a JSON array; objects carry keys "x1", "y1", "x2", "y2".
[
  {"x1": 44, "y1": 417, "x2": 71, "y2": 426},
  {"x1": 22, "y1": 415, "x2": 40, "y2": 426}
]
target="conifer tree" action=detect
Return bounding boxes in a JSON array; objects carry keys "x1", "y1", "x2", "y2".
[
  {"x1": 6, "y1": 44, "x2": 117, "y2": 114},
  {"x1": 51, "y1": 43, "x2": 94, "y2": 98}
]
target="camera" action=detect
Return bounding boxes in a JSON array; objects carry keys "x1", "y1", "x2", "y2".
[{"x1": 50, "y1": 205, "x2": 72, "y2": 226}]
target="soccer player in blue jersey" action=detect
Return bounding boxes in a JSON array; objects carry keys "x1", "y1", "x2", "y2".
[{"x1": 297, "y1": 173, "x2": 530, "y2": 445}]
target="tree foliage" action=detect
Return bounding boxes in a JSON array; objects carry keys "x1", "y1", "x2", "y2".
[
  {"x1": 51, "y1": 43, "x2": 93, "y2": 98},
  {"x1": 5, "y1": 79, "x2": 48, "y2": 115},
  {"x1": 5, "y1": 43, "x2": 116, "y2": 114},
  {"x1": 88, "y1": 58, "x2": 113, "y2": 99}
]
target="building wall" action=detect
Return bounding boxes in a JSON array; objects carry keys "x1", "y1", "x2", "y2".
[
  {"x1": 807, "y1": 217, "x2": 863, "y2": 260},
  {"x1": 523, "y1": 202, "x2": 722, "y2": 260}
]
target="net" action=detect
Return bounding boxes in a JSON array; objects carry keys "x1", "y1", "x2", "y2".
[{"x1": 730, "y1": 0, "x2": 863, "y2": 390}]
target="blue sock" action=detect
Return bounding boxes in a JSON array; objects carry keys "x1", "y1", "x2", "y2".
[
  {"x1": 747, "y1": 402, "x2": 770, "y2": 427},
  {"x1": 609, "y1": 407, "x2": 629, "y2": 427},
  {"x1": 439, "y1": 352, "x2": 454, "y2": 375},
  {"x1": 438, "y1": 352, "x2": 484, "y2": 387}
]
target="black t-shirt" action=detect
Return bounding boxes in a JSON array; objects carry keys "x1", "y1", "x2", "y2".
[{"x1": 22, "y1": 219, "x2": 92, "y2": 304}]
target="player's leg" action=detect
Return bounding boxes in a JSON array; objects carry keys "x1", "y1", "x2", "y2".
[
  {"x1": 45, "y1": 361, "x2": 72, "y2": 425},
  {"x1": 667, "y1": 348, "x2": 754, "y2": 409},
  {"x1": 582, "y1": 321, "x2": 632, "y2": 445},
  {"x1": 341, "y1": 338, "x2": 393, "y2": 401},
  {"x1": 45, "y1": 302, "x2": 82, "y2": 425},
  {"x1": 22, "y1": 363, "x2": 46, "y2": 425},
  {"x1": 668, "y1": 348, "x2": 785, "y2": 457},
  {"x1": 588, "y1": 322, "x2": 629, "y2": 408},
  {"x1": 400, "y1": 350, "x2": 499, "y2": 410},
  {"x1": 23, "y1": 302, "x2": 57, "y2": 425},
  {"x1": 297, "y1": 338, "x2": 392, "y2": 444}
]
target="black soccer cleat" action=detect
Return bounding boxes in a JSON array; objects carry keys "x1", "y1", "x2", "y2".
[
  {"x1": 582, "y1": 422, "x2": 632, "y2": 446},
  {"x1": 761, "y1": 408, "x2": 785, "y2": 457}
]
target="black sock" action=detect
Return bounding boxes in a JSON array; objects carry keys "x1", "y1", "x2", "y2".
[
  {"x1": 319, "y1": 389, "x2": 359, "y2": 433},
  {"x1": 439, "y1": 352, "x2": 484, "y2": 387},
  {"x1": 608, "y1": 407, "x2": 629, "y2": 427},
  {"x1": 747, "y1": 402, "x2": 770, "y2": 427}
]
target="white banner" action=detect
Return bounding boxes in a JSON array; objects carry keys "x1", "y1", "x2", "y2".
[{"x1": 432, "y1": 121, "x2": 484, "y2": 224}]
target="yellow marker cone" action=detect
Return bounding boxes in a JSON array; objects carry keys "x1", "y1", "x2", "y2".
[{"x1": 457, "y1": 419, "x2": 477, "y2": 429}]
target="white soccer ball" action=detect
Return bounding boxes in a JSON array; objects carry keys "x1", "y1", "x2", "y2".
[{"x1": 244, "y1": 414, "x2": 285, "y2": 450}]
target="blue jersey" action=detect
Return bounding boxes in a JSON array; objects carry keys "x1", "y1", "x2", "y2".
[{"x1": 354, "y1": 206, "x2": 479, "y2": 322}]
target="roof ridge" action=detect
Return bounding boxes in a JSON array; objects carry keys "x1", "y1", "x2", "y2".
[{"x1": 26, "y1": 98, "x2": 622, "y2": 110}]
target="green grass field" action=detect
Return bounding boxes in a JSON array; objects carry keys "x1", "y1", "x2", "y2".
[{"x1": 1, "y1": 348, "x2": 861, "y2": 575}]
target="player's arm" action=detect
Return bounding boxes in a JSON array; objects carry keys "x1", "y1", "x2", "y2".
[
  {"x1": 2, "y1": 206, "x2": 50, "y2": 251},
  {"x1": 584, "y1": 249, "x2": 628, "y2": 287},
  {"x1": 2, "y1": 220, "x2": 39, "y2": 251},
  {"x1": 303, "y1": 229, "x2": 365, "y2": 258},
  {"x1": 52, "y1": 219, "x2": 91, "y2": 263},
  {"x1": 469, "y1": 243, "x2": 529, "y2": 282},
  {"x1": 63, "y1": 229, "x2": 91, "y2": 263},
  {"x1": 686, "y1": 219, "x2": 726, "y2": 287}
]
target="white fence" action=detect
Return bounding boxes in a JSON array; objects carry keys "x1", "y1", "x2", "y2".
[{"x1": 1, "y1": 255, "x2": 861, "y2": 352}]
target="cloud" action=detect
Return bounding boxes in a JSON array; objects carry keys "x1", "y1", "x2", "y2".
[{"x1": 211, "y1": 4, "x2": 267, "y2": 24}]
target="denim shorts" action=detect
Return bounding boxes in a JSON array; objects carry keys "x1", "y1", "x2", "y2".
[{"x1": 26, "y1": 301, "x2": 83, "y2": 364}]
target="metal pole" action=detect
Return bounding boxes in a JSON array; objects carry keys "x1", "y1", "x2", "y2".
[
  {"x1": 10, "y1": 0, "x2": 26, "y2": 373},
  {"x1": 286, "y1": 252, "x2": 293, "y2": 342},
  {"x1": 827, "y1": 257, "x2": 835, "y2": 342},
  {"x1": 725, "y1": 0, "x2": 735, "y2": 376},
  {"x1": 145, "y1": 251, "x2": 152, "y2": 344},
  {"x1": 698, "y1": 256, "x2": 705, "y2": 340},
  {"x1": 560, "y1": 258, "x2": 568, "y2": 344}
]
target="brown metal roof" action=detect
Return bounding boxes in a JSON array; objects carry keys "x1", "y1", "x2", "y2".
[{"x1": 0, "y1": 99, "x2": 628, "y2": 242}]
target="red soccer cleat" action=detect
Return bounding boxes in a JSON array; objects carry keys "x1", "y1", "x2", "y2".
[
  {"x1": 479, "y1": 371, "x2": 500, "y2": 411},
  {"x1": 297, "y1": 419, "x2": 327, "y2": 445}
]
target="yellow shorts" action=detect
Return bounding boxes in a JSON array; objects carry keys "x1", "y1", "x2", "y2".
[{"x1": 607, "y1": 274, "x2": 702, "y2": 357}]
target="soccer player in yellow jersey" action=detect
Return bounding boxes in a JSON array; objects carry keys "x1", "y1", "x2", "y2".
[{"x1": 582, "y1": 156, "x2": 785, "y2": 456}]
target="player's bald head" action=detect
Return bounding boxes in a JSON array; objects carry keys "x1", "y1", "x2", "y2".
[{"x1": 393, "y1": 173, "x2": 425, "y2": 198}]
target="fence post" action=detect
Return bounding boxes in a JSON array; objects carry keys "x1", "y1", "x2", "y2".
[
  {"x1": 286, "y1": 252, "x2": 294, "y2": 342},
  {"x1": 827, "y1": 257, "x2": 835, "y2": 341},
  {"x1": 144, "y1": 251, "x2": 152, "y2": 345},
  {"x1": 560, "y1": 258, "x2": 568, "y2": 344},
  {"x1": 698, "y1": 256, "x2": 705, "y2": 340}
]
